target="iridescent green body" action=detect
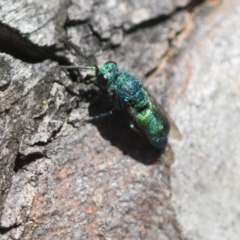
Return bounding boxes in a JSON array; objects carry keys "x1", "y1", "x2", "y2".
[
  {"x1": 62, "y1": 46, "x2": 180, "y2": 149},
  {"x1": 96, "y1": 62, "x2": 179, "y2": 149}
]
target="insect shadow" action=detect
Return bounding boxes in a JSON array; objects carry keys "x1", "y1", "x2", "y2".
[{"x1": 87, "y1": 90, "x2": 164, "y2": 165}]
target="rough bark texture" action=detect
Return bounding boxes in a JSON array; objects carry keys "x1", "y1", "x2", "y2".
[{"x1": 0, "y1": 0, "x2": 239, "y2": 240}]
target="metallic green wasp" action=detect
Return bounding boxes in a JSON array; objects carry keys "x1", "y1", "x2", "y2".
[{"x1": 62, "y1": 42, "x2": 181, "y2": 149}]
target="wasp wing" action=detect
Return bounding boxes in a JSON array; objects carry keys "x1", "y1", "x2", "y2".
[{"x1": 146, "y1": 90, "x2": 182, "y2": 140}]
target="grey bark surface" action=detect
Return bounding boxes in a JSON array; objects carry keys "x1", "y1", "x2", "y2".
[{"x1": 0, "y1": 0, "x2": 239, "y2": 240}]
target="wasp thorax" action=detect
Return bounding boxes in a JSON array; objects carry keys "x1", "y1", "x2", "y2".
[{"x1": 97, "y1": 61, "x2": 118, "y2": 89}]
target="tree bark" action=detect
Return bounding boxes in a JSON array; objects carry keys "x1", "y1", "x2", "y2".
[{"x1": 0, "y1": 0, "x2": 239, "y2": 239}]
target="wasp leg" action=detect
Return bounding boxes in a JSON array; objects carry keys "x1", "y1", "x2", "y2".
[
  {"x1": 112, "y1": 96, "x2": 124, "y2": 111},
  {"x1": 82, "y1": 76, "x2": 98, "y2": 86},
  {"x1": 87, "y1": 107, "x2": 117, "y2": 121},
  {"x1": 129, "y1": 120, "x2": 140, "y2": 133},
  {"x1": 90, "y1": 90, "x2": 103, "y2": 104}
]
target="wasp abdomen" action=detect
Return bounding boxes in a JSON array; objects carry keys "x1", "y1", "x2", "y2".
[
  {"x1": 129, "y1": 88, "x2": 170, "y2": 149},
  {"x1": 146, "y1": 116, "x2": 169, "y2": 148}
]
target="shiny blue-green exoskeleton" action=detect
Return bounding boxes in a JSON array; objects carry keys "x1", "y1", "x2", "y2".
[
  {"x1": 62, "y1": 41, "x2": 181, "y2": 149},
  {"x1": 95, "y1": 61, "x2": 181, "y2": 149}
]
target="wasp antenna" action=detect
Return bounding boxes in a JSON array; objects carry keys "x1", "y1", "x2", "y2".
[
  {"x1": 65, "y1": 39, "x2": 97, "y2": 67},
  {"x1": 60, "y1": 65, "x2": 96, "y2": 70}
]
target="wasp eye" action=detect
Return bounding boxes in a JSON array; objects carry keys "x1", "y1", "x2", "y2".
[{"x1": 97, "y1": 73, "x2": 108, "y2": 88}]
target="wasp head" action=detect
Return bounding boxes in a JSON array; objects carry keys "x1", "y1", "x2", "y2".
[{"x1": 96, "y1": 61, "x2": 119, "y2": 89}]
